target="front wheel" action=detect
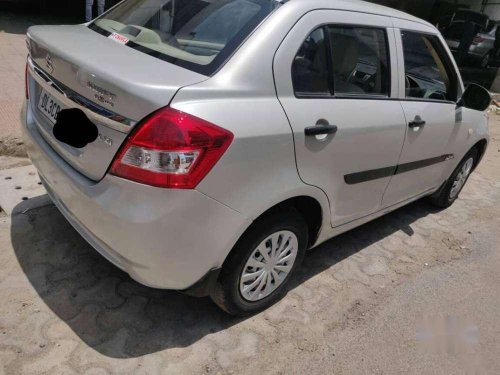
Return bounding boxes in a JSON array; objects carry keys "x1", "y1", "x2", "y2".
[
  {"x1": 429, "y1": 149, "x2": 478, "y2": 208},
  {"x1": 210, "y1": 209, "x2": 308, "y2": 316}
]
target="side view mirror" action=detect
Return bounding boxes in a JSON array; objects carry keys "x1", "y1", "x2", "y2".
[{"x1": 457, "y1": 83, "x2": 491, "y2": 112}]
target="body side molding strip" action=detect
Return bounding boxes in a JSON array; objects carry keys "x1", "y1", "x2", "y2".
[{"x1": 344, "y1": 154, "x2": 454, "y2": 185}]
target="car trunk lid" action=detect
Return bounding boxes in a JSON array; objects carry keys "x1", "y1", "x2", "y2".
[{"x1": 27, "y1": 24, "x2": 207, "y2": 181}]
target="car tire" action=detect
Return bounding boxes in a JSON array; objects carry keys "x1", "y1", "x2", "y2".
[
  {"x1": 429, "y1": 148, "x2": 478, "y2": 209},
  {"x1": 210, "y1": 208, "x2": 308, "y2": 316}
]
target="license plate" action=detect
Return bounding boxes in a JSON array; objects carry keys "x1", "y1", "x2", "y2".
[{"x1": 37, "y1": 90, "x2": 63, "y2": 124}]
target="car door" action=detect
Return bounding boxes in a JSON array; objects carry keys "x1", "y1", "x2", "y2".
[
  {"x1": 382, "y1": 20, "x2": 463, "y2": 208},
  {"x1": 274, "y1": 10, "x2": 407, "y2": 227}
]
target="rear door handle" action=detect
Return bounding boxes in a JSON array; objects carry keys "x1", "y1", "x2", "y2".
[
  {"x1": 409, "y1": 115, "x2": 426, "y2": 128},
  {"x1": 305, "y1": 124, "x2": 338, "y2": 136}
]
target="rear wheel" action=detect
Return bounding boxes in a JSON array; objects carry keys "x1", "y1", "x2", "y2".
[
  {"x1": 210, "y1": 209, "x2": 308, "y2": 316},
  {"x1": 429, "y1": 148, "x2": 478, "y2": 208}
]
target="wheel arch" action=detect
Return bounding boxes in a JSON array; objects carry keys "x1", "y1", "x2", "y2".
[
  {"x1": 472, "y1": 138, "x2": 488, "y2": 170},
  {"x1": 261, "y1": 196, "x2": 323, "y2": 248},
  {"x1": 223, "y1": 194, "x2": 327, "y2": 267}
]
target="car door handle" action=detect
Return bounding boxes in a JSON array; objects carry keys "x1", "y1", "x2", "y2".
[
  {"x1": 409, "y1": 116, "x2": 426, "y2": 128},
  {"x1": 304, "y1": 124, "x2": 338, "y2": 136}
]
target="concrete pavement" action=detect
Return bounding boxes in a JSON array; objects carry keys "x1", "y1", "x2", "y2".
[
  {"x1": 0, "y1": 11, "x2": 79, "y2": 157},
  {"x1": 1, "y1": 10, "x2": 500, "y2": 375},
  {"x1": 0, "y1": 164, "x2": 45, "y2": 215},
  {"x1": 0, "y1": 116, "x2": 498, "y2": 374},
  {"x1": 0, "y1": 12, "x2": 26, "y2": 156}
]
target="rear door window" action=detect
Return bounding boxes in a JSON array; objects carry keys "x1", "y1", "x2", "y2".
[
  {"x1": 328, "y1": 26, "x2": 390, "y2": 96},
  {"x1": 292, "y1": 25, "x2": 390, "y2": 97},
  {"x1": 90, "y1": 0, "x2": 280, "y2": 75},
  {"x1": 291, "y1": 28, "x2": 330, "y2": 96}
]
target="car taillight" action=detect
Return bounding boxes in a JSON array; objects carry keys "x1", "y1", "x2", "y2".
[
  {"x1": 472, "y1": 36, "x2": 485, "y2": 45},
  {"x1": 110, "y1": 107, "x2": 233, "y2": 189},
  {"x1": 25, "y1": 61, "x2": 29, "y2": 99}
]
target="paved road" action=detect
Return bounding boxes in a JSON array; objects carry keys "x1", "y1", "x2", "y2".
[
  {"x1": 1, "y1": 10, "x2": 500, "y2": 370},
  {"x1": 0, "y1": 12, "x2": 27, "y2": 156},
  {"x1": 0, "y1": 12, "x2": 79, "y2": 157},
  {"x1": 0, "y1": 117, "x2": 499, "y2": 374}
]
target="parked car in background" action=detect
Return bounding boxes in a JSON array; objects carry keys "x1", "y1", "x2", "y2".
[
  {"x1": 23, "y1": 0, "x2": 491, "y2": 315},
  {"x1": 438, "y1": 9, "x2": 489, "y2": 32},
  {"x1": 444, "y1": 20, "x2": 499, "y2": 67},
  {"x1": 441, "y1": 10, "x2": 497, "y2": 67}
]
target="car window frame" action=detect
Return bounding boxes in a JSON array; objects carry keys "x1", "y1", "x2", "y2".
[
  {"x1": 291, "y1": 23, "x2": 392, "y2": 100},
  {"x1": 399, "y1": 29, "x2": 460, "y2": 104}
]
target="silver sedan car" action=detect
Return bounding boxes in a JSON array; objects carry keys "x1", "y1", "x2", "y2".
[
  {"x1": 444, "y1": 20, "x2": 498, "y2": 67},
  {"x1": 23, "y1": 0, "x2": 490, "y2": 315}
]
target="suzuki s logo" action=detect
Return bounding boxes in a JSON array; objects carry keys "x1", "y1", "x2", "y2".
[{"x1": 45, "y1": 53, "x2": 54, "y2": 74}]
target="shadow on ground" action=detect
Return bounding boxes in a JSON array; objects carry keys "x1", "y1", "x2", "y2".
[{"x1": 10, "y1": 194, "x2": 440, "y2": 358}]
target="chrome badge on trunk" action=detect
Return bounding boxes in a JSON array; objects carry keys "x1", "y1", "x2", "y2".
[{"x1": 86, "y1": 81, "x2": 117, "y2": 108}]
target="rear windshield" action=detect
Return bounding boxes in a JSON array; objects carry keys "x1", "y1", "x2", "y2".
[{"x1": 90, "y1": 0, "x2": 280, "y2": 75}]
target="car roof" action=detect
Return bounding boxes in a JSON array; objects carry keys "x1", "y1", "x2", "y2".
[{"x1": 287, "y1": 0, "x2": 434, "y2": 28}]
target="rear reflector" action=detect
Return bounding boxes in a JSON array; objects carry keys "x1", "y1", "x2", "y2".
[{"x1": 110, "y1": 107, "x2": 233, "y2": 189}]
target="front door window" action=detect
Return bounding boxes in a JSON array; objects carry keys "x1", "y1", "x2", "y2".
[{"x1": 402, "y1": 31, "x2": 458, "y2": 102}]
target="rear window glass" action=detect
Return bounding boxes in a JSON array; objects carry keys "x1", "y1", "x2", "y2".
[{"x1": 90, "y1": 0, "x2": 280, "y2": 75}]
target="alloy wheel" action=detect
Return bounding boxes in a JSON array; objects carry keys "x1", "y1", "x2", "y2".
[{"x1": 450, "y1": 157, "x2": 474, "y2": 199}]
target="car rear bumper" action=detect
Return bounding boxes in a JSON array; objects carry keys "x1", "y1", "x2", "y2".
[{"x1": 21, "y1": 100, "x2": 251, "y2": 291}]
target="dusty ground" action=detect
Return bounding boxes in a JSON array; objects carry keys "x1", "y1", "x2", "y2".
[
  {"x1": 0, "y1": 11, "x2": 79, "y2": 157},
  {"x1": 0, "y1": 115, "x2": 498, "y2": 374},
  {"x1": 1, "y1": 11, "x2": 500, "y2": 375}
]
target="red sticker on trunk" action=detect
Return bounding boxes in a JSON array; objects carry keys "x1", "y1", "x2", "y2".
[{"x1": 108, "y1": 32, "x2": 129, "y2": 45}]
